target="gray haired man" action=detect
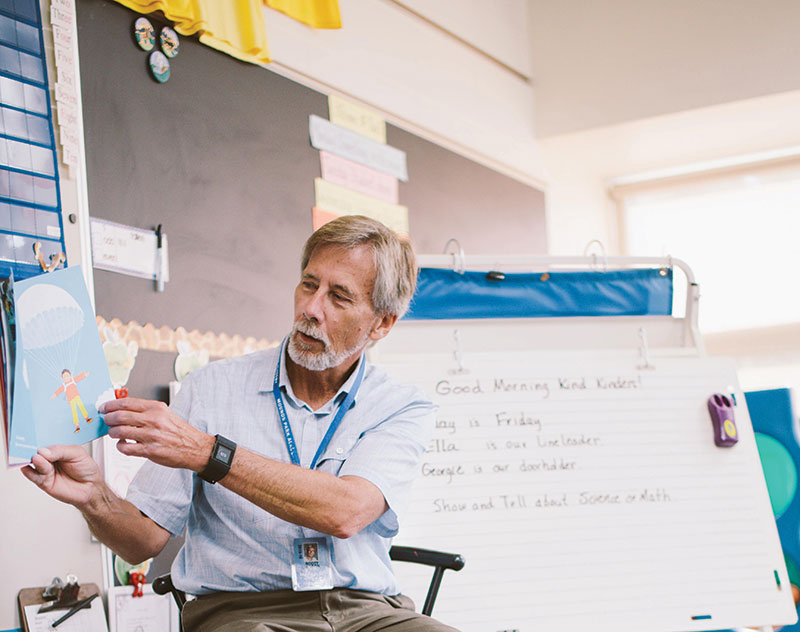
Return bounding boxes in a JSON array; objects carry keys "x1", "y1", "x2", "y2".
[{"x1": 25, "y1": 215, "x2": 459, "y2": 631}]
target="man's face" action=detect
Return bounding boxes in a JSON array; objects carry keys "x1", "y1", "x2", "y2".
[{"x1": 289, "y1": 244, "x2": 383, "y2": 371}]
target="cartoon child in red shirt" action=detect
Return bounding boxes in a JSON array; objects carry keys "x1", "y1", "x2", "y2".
[{"x1": 51, "y1": 369, "x2": 92, "y2": 433}]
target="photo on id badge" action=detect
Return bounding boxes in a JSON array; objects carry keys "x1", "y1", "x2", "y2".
[{"x1": 292, "y1": 537, "x2": 333, "y2": 591}]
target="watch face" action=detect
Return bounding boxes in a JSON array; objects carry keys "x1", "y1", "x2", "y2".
[{"x1": 215, "y1": 444, "x2": 233, "y2": 463}]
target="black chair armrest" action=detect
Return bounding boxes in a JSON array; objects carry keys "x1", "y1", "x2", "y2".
[
  {"x1": 389, "y1": 545, "x2": 465, "y2": 616},
  {"x1": 153, "y1": 574, "x2": 186, "y2": 609},
  {"x1": 389, "y1": 546, "x2": 465, "y2": 571}
]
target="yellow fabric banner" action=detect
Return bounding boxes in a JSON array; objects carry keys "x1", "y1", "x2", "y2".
[
  {"x1": 196, "y1": 0, "x2": 271, "y2": 64},
  {"x1": 113, "y1": 0, "x2": 341, "y2": 66},
  {"x1": 113, "y1": 0, "x2": 271, "y2": 65},
  {"x1": 263, "y1": 0, "x2": 341, "y2": 28}
]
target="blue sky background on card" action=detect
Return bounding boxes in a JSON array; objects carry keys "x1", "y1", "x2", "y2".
[{"x1": 10, "y1": 267, "x2": 112, "y2": 459}]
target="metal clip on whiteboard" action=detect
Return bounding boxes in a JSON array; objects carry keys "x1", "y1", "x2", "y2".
[
  {"x1": 449, "y1": 329, "x2": 468, "y2": 375},
  {"x1": 582, "y1": 239, "x2": 608, "y2": 272},
  {"x1": 659, "y1": 254, "x2": 672, "y2": 277},
  {"x1": 637, "y1": 327, "x2": 655, "y2": 370},
  {"x1": 442, "y1": 238, "x2": 465, "y2": 274}
]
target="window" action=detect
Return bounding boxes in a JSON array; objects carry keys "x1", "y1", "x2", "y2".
[{"x1": 617, "y1": 160, "x2": 800, "y2": 334}]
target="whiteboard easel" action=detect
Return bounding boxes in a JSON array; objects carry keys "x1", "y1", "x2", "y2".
[{"x1": 371, "y1": 254, "x2": 795, "y2": 632}]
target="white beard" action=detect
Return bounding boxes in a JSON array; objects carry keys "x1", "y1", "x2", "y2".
[{"x1": 287, "y1": 319, "x2": 368, "y2": 371}]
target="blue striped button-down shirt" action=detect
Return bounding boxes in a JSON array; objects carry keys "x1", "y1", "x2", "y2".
[{"x1": 126, "y1": 341, "x2": 435, "y2": 596}]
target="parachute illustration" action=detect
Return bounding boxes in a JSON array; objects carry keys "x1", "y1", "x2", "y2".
[
  {"x1": 16, "y1": 282, "x2": 86, "y2": 378},
  {"x1": 5, "y1": 267, "x2": 114, "y2": 460}
]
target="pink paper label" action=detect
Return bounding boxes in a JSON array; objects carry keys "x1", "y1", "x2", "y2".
[{"x1": 320, "y1": 151, "x2": 399, "y2": 204}]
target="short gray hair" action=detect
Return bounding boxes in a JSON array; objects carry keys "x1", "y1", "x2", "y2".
[{"x1": 301, "y1": 216, "x2": 417, "y2": 318}]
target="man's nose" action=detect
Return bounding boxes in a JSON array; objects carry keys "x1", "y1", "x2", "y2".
[{"x1": 302, "y1": 288, "x2": 325, "y2": 322}]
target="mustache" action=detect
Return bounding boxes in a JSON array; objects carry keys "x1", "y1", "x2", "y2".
[{"x1": 292, "y1": 318, "x2": 330, "y2": 347}]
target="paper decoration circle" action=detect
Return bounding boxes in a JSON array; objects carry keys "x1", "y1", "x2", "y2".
[
  {"x1": 755, "y1": 432, "x2": 798, "y2": 519},
  {"x1": 114, "y1": 554, "x2": 151, "y2": 585},
  {"x1": 134, "y1": 17, "x2": 155, "y2": 51},
  {"x1": 160, "y1": 26, "x2": 179, "y2": 58},
  {"x1": 149, "y1": 50, "x2": 171, "y2": 83}
]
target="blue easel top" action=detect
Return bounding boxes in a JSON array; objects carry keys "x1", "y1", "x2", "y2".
[{"x1": 404, "y1": 267, "x2": 673, "y2": 320}]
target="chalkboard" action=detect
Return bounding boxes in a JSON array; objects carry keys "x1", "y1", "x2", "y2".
[
  {"x1": 75, "y1": 0, "x2": 546, "y2": 400},
  {"x1": 371, "y1": 324, "x2": 795, "y2": 631}
]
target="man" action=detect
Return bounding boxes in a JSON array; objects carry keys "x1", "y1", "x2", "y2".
[
  {"x1": 23, "y1": 216, "x2": 458, "y2": 632},
  {"x1": 304, "y1": 542, "x2": 319, "y2": 561},
  {"x1": 51, "y1": 368, "x2": 92, "y2": 433}
]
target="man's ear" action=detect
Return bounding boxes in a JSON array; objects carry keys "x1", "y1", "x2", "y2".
[{"x1": 369, "y1": 313, "x2": 398, "y2": 343}]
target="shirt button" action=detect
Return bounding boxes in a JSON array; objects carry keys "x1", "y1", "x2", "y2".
[{"x1": 336, "y1": 447, "x2": 344, "y2": 455}]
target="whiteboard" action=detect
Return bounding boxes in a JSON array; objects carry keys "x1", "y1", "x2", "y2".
[{"x1": 373, "y1": 344, "x2": 796, "y2": 632}]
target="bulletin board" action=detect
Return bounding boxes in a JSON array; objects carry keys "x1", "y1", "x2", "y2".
[{"x1": 75, "y1": 0, "x2": 546, "y2": 400}]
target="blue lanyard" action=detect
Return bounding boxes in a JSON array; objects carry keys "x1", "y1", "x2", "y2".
[{"x1": 273, "y1": 342, "x2": 366, "y2": 469}]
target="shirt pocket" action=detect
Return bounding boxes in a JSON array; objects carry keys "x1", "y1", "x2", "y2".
[{"x1": 314, "y1": 442, "x2": 356, "y2": 477}]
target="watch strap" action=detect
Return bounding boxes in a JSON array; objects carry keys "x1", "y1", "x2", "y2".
[{"x1": 198, "y1": 434, "x2": 237, "y2": 484}]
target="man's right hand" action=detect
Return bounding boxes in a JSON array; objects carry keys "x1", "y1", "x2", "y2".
[
  {"x1": 22, "y1": 445, "x2": 103, "y2": 509},
  {"x1": 21, "y1": 444, "x2": 171, "y2": 564}
]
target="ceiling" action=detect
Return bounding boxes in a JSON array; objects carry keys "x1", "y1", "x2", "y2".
[{"x1": 528, "y1": 0, "x2": 800, "y2": 137}]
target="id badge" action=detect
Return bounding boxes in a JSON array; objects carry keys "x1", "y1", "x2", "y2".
[{"x1": 291, "y1": 537, "x2": 334, "y2": 591}]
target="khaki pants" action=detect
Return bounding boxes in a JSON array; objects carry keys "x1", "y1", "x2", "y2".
[{"x1": 182, "y1": 588, "x2": 460, "y2": 632}]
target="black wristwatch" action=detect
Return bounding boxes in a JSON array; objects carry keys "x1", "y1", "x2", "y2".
[{"x1": 198, "y1": 434, "x2": 237, "y2": 484}]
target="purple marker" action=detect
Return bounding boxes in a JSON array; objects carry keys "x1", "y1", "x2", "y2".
[{"x1": 708, "y1": 393, "x2": 738, "y2": 447}]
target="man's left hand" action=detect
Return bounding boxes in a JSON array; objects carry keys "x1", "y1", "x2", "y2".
[{"x1": 100, "y1": 398, "x2": 213, "y2": 471}]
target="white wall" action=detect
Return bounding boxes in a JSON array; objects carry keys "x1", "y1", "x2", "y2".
[
  {"x1": 397, "y1": 0, "x2": 532, "y2": 78},
  {"x1": 539, "y1": 89, "x2": 800, "y2": 257},
  {"x1": 0, "y1": 454, "x2": 104, "y2": 626},
  {"x1": 261, "y1": 0, "x2": 544, "y2": 187}
]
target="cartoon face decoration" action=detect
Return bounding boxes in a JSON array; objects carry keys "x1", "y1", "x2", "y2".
[
  {"x1": 134, "y1": 17, "x2": 155, "y2": 51},
  {"x1": 149, "y1": 50, "x2": 171, "y2": 83},
  {"x1": 174, "y1": 340, "x2": 209, "y2": 382},
  {"x1": 102, "y1": 326, "x2": 139, "y2": 389},
  {"x1": 160, "y1": 26, "x2": 179, "y2": 58}
]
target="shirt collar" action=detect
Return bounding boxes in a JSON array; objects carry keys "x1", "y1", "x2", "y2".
[{"x1": 260, "y1": 336, "x2": 365, "y2": 413}]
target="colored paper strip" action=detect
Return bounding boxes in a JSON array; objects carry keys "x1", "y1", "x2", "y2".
[
  {"x1": 314, "y1": 178, "x2": 409, "y2": 235},
  {"x1": 309, "y1": 115, "x2": 408, "y2": 181},
  {"x1": 328, "y1": 94, "x2": 386, "y2": 144},
  {"x1": 320, "y1": 151, "x2": 398, "y2": 204},
  {"x1": 312, "y1": 206, "x2": 341, "y2": 231}
]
